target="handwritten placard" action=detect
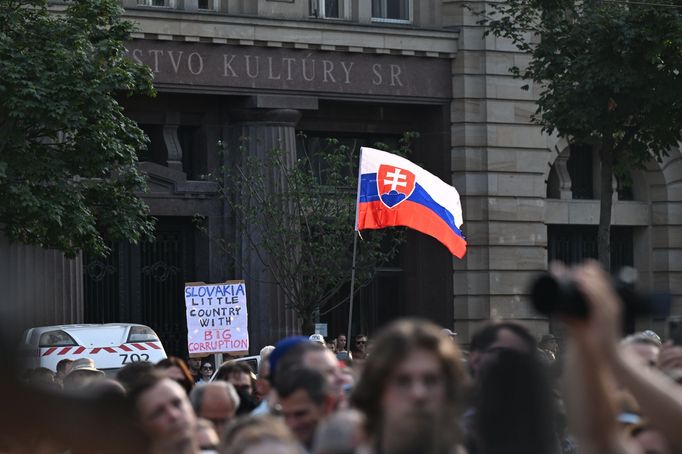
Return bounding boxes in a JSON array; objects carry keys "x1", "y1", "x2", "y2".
[{"x1": 184, "y1": 281, "x2": 249, "y2": 355}]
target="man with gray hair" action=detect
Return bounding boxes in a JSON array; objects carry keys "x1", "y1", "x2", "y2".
[
  {"x1": 189, "y1": 381, "x2": 240, "y2": 434},
  {"x1": 252, "y1": 345, "x2": 275, "y2": 416}
]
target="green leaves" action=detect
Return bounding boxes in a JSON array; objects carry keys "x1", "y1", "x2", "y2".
[
  {"x1": 0, "y1": 0, "x2": 155, "y2": 256},
  {"x1": 481, "y1": 0, "x2": 682, "y2": 267},
  {"x1": 482, "y1": 0, "x2": 682, "y2": 163}
]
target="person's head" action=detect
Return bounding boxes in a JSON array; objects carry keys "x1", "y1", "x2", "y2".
[
  {"x1": 55, "y1": 358, "x2": 74, "y2": 381},
  {"x1": 196, "y1": 418, "x2": 220, "y2": 452},
  {"x1": 30, "y1": 367, "x2": 56, "y2": 383},
  {"x1": 276, "y1": 341, "x2": 344, "y2": 400},
  {"x1": 221, "y1": 416, "x2": 303, "y2": 454},
  {"x1": 354, "y1": 335, "x2": 368, "y2": 353},
  {"x1": 190, "y1": 381, "x2": 240, "y2": 434},
  {"x1": 309, "y1": 334, "x2": 326, "y2": 345},
  {"x1": 200, "y1": 362, "x2": 214, "y2": 380},
  {"x1": 63, "y1": 358, "x2": 104, "y2": 390},
  {"x1": 326, "y1": 340, "x2": 336, "y2": 353},
  {"x1": 129, "y1": 373, "x2": 197, "y2": 451},
  {"x1": 313, "y1": 409, "x2": 366, "y2": 454},
  {"x1": 256, "y1": 346, "x2": 275, "y2": 400},
  {"x1": 85, "y1": 377, "x2": 127, "y2": 398},
  {"x1": 268, "y1": 337, "x2": 311, "y2": 384},
  {"x1": 538, "y1": 334, "x2": 559, "y2": 354},
  {"x1": 27, "y1": 367, "x2": 60, "y2": 391},
  {"x1": 156, "y1": 357, "x2": 194, "y2": 394},
  {"x1": 335, "y1": 335, "x2": 347, "y2": 351},
  {"x1": 622, "y1": 333, "x2": 661, "y2": 368},
  {"x1": 351, "y1": 319, "x2": 468, "y2": 446},
  {"x1": 259, "y1": 346, "x2": 276, "y2": 376},
  {"x1": 188, "y1": 357, "x2": 203, "y2": 373},
  {"x1": 468, "y1": 321, "x2": 536, "y2": 378},
  {"x1": 274, "y1": 367, "x2": 334, "y2": 449},
  {"x1": 215, "y1": 361, "x2": 255, "y2": 396},
  {"x1": 472, "y1": 349, "x2": 558, "y2": 454},
  {"x1": 116, "y1": 361, "x2": 155, "y2": 391}
]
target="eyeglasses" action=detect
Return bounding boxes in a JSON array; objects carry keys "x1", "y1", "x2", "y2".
[
  {"x1": 201, "y1": 366, "x2": 213, "y2": 370},
  {"x1": 356, "y1": 341, "x2": 367, "y2": 344}
]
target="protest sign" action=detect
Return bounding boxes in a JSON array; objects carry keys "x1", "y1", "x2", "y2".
[{"x1": 184, "y1": 281, "x2": 249, "y2": 356}]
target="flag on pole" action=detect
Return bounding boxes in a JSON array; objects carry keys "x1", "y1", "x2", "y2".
[{"x1": 355, "y1": 147, "x2": 467, "y2": 258}]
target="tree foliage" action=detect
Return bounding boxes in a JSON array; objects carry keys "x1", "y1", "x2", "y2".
[
  {"x1": 0, "y1": 0, "x2": 155, "y2": 257},
  {"x1": 216, "y1": 134, "x2": 416, "y2": 331},
  {"x1": 480, "y1": 0, "x2": 682, "y2": 268}
]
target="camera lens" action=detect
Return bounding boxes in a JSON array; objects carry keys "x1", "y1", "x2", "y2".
[{"x1": 529, "y1": 273, "x2": 589, "y2": 319}]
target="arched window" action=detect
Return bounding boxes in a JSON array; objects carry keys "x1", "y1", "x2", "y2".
[
  {"x1": 566, "y1": 144, "x2": 594, "y2": 199},
  {"x1": 546, "y1": 143, "x2": 638, "y2": 202}
]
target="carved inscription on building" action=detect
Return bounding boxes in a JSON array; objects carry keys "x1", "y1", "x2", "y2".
[{"x1": 126, "y1": 40, "x2": 451, "y2": 98}]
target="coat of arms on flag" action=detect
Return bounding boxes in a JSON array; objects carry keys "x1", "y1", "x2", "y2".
[{"x1": 377, "y1": 164, "x2": 416, "y2": 208}]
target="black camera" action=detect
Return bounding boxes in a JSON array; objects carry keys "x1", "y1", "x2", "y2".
[{"x1": 529, "y1": 266, "x2": 671, "y2": 333}]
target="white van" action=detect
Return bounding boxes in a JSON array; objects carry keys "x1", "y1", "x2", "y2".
[{"x1": 22, "y1": 323, "x2": 167, "y2": 374}]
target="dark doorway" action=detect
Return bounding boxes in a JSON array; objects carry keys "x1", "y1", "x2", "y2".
[{"x1": 84, "y1": 217, "x2": 196, "y2": 358}]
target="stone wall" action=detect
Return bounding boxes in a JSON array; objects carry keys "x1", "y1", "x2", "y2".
[
  {"x1": 443, "y1": 0, "x2": 550, "y2": 341},
  {"x1": 0, "y1": 233, "x2": 83, "y2": 332}
]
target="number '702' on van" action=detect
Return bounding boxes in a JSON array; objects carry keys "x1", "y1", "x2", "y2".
[{"x1": 22, "y1": 323, "x2": 168, "y2": 374}]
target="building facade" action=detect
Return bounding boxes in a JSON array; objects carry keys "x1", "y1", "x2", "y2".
[{"x1": 3, "y1": 0, "x2": 680, "y2": 355}]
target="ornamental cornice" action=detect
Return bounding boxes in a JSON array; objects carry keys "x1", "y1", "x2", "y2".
[{"x1": 122, "y1": 8, "x2": 458, "y2": 58}]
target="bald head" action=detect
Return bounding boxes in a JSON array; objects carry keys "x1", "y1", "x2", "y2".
[{"x1": 190, "y1": 382, "x2": 240, "y2": 433}]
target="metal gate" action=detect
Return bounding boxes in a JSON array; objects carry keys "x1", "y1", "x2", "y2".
[
  {"x1": 547, "y1": 225, "x2": 634, "y2": 335},
  {"x1": 83, "y1": 217, "x2": 195, "y2": 358},
  {"x1": 548, "y1": 225, "x2": 634, "y2": 269}
]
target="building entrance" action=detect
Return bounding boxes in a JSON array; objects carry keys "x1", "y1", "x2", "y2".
[{"x1": 83, "y1": 217, "x2": 195, "y2": 357}]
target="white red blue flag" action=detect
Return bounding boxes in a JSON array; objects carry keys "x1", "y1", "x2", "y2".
[{"x1": 355, "y1": 147, "x2": 467, "y2": 258}]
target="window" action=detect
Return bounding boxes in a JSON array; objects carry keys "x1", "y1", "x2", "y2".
[
  {"x1": 137, "y1": 124, "x2": 163, "y2": 164},
  {"x1": 137, "y1": 0, "x2": 175, "y2": 7},
  {"x1": 177, "y1": 126, "x2": 199, "y2": 180},
  {"x1": 616, "y1": 173, "x2": 634, "y2": 201},
  {"x1": 372, "y1": 0, "x2": 411, "y2": 23},
  {"x1": 296, "y1": 133, "x2": 399, "y2": 186},
  {"x1": 548, "y1": 225, "x2": 633, "y2": 269},
  {"x1": 309, "y1": 0, "x2": 350, "y2": 19},
  {"x1": 567, "y1": 144, "x2": 594, "y2": 199}
]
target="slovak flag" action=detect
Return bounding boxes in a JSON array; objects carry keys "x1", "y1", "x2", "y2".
[{"x1": 355, "y1": 147, "x2": 467, "y2": 258}]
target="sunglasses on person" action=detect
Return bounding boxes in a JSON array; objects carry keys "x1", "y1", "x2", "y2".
[
  {"x1": 356, "y1": 340, "x2": 367, "y2": 344},
  {"x1": 201, "y1": 366, "x2": 213, "y2": 370}
]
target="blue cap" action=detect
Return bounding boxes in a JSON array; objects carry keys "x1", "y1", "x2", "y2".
[{"x1": 268, "y1": 336, "x2": 309, "y2": 380}]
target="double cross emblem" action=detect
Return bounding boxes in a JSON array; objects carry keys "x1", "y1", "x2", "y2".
[{"x1": 377, "y1": 164, "x2": 416, "y2": 208}]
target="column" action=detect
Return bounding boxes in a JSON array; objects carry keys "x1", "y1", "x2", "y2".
[{"x1": 226, "y1": 108, "x2": 302, "y2": 350}]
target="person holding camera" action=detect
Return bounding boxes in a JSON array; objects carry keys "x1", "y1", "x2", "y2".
[{"x1": 557, "y1": 261, "x2": 682, "y2": 454}]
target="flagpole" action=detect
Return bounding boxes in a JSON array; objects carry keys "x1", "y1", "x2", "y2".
[
  {"x1": 346, "y1": 232, "x2": 358, "y2": 351},
  {"x1": 347, "y1": 147, "x2": 364, "y2": 352}
]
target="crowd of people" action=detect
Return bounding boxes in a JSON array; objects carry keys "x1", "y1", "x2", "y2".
[{"x1": 3, "y1": 261, "x2": 682, "y2": 454}]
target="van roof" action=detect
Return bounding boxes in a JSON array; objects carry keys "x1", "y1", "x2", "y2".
[
  {"x1": 28, "y1": 323, "x2": 147, "y2": 333},
  {"x1": 24, "y1": 324, "x2": 158, "y2": 347}
]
